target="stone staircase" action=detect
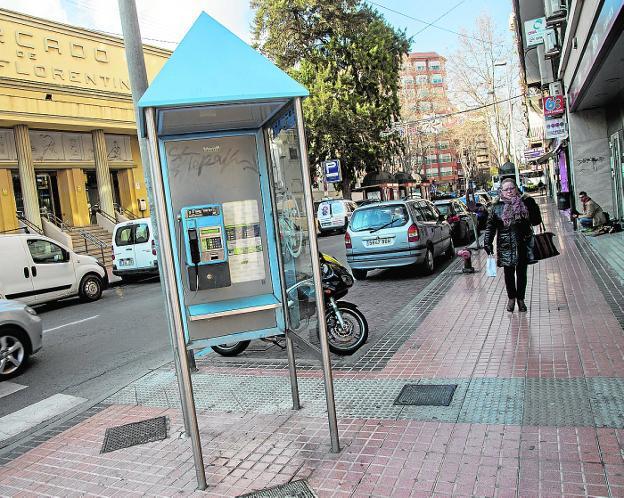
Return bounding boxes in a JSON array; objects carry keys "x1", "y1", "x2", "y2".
[{"x1": 69, "y1": 225, "x2": 113, "y2": 268}]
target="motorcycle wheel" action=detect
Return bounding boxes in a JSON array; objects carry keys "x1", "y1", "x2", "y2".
[
  {"x1": 211, "y1": 341, "x2": 251, "y2": 356},
  {"x1": 326, "y1": 303, "x2": 368, "y2": 355}
]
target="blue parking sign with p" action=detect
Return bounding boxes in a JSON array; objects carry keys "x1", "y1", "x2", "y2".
[{"x1": 323, "y1": 159, "x2": 341, "y2": 183}]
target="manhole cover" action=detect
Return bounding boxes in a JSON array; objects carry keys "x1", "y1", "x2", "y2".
[
  {"x1": 100, "y1": 416, "x2": 168, "y2": 453},
  {"x1": 237, "y1": 480, "x2": 316, "y2": 498},
  {"x1": 394, "y1": 384, "x2": 457, "y2": 406}
]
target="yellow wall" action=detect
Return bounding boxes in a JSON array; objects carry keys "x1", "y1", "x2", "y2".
[
  {"x1": 115, "y1": 138, "x2": 150, "y2": 218},
  {"x1": 0, "y1": 169, "x2": 18, "y2": 232},
  {"x1": 57, "y1": 168, "x2": 90, "y2": 227},
  {"x1": 0, "y1": 9, "x2": 168, "y2": 229},
  {"x1": 0, "y1": 9, "x2": 169, "y2": 132}
]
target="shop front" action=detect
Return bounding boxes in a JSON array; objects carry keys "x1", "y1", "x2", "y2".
[{"x1": 0, "y1": 8, "x2": 170, "y2": 233}]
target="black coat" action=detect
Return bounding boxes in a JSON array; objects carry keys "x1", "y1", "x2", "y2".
[{"x1": 484, "y1": 195, "x2": 542, "y2": 267}]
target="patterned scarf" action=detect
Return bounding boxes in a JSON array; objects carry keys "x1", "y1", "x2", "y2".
[{"x1": 500, "y1": 191, "x2": 528, "y2": 227}]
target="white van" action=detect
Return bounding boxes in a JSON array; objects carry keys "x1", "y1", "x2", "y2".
[
  {"x1": 0, "y1": 234, "x2": 107, "y2": 305},
  {"x1": 112, "y1": 218, "x2": 159, "y2": 281},
  {"x1": 317, "y1": 199, "x2": 357, "y2": 234}
]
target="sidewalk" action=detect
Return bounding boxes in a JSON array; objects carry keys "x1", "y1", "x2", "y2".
[{"x1": 2, "y1": 199, "x2": 624, "y2": 497}]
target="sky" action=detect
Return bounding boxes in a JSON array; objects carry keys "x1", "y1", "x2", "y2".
[{"x1": 0, "y1": 0, "x2": 515, "y2": 59}]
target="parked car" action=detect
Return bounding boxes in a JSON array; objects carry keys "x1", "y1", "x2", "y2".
[
  {"x1": 433, "y1": 199, "x2": 477, "y2": 245},
  {"x1": 355, "y1": 199, "x2": 380, "y2": 207},
  {"x1": 345, "y1": 200, "x2": 453, "y2": 279},
  {"x1": 0, "y1": 299, "x2": 42, "y2": 380},
  {"x1": 112, "y1": 218, "x2": 159, "y2": 281},
  {"x1": 317, "y1": 199, "x2": 357, "y2": 234},
  {"x1": 475, "y1": 191, "x2": 493, "y2": 206},
  {"x1": 0, "y1": 234, "x2": 107, "y2": 306}
]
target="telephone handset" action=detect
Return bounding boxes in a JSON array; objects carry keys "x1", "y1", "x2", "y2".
[
  {"x1": 187, "y1": 228, "x2": 201, "y2": 265},
  {"x1": 181, "y1": 204, "x2": 231, "y2": 290}
]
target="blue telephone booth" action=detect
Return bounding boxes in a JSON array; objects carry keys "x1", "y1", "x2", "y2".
[{"x1": 137, "y1": 13, "x2": 340, "y2": 477}]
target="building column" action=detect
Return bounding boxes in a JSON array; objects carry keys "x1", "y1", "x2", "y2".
[
  {"x1": 57, "y1": 169, "x2": 91, "y2": 227},
  {"x1": 0, "y1": 169, "x2": 18, "y2": 232},
  {"x1": 92, "y1": 129, "x2": 115, "y2": 217},
  {"x1": 13, "y1": 125, "x2": 41, "y2": 229}
]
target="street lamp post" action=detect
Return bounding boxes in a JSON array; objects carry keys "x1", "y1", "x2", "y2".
[{"x1": 492, "y1": 61, "x2": 521, "y2": 188}]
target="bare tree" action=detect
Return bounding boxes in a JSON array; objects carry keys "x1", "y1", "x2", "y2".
[{"x1": 447, "y1": 14, "x2": 521, "y2": 168}]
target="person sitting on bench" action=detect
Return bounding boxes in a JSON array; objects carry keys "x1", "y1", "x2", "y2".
[{"x1": 572, "y1": 191, "x2": 607, "y2": 228}]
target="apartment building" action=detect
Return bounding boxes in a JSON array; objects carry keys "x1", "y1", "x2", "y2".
[{"x1": 398, "y1": 52, "x2": 460, "y2": 189}]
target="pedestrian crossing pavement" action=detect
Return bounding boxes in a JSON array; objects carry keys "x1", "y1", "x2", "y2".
[
  {"x1": 0, "y1": 382, "x2": 27, "y2": 400},
  {"x1": 0, "y1": 383, "x2": 87, "y2": 446}
]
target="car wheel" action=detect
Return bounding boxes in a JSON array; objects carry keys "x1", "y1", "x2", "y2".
[
  {"x1": 421, "y1": 247, "x2": 435, "y2": 275},
  {"x1": 79, "y1": 274, "x2": 103, "y2": 302},
  {"x1": 352, "y1": 269, "x2": 367, "y2": 280},
  {"x1": 0, "y1": 328, "x2": 29, "y2": 380}
]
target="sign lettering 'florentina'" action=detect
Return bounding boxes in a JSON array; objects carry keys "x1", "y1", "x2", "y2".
[{"x1": 0, "y1": 18, "x2": 131, "y2": 91}]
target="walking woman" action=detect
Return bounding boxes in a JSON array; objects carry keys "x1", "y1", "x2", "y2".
[{"x1": 484, "y1": 178, "x2": 542, "y2": 312}]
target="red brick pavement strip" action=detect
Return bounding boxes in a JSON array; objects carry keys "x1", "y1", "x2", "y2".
[
  {"x1": 2, "y1": 405, "x2": 624, "y2": 497},
  {"x1": 379, "y1": 204, "x2": 624, "y2": 380}
]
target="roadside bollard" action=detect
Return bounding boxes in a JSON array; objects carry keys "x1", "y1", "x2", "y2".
[{"x1": 457, "y1": 248, "x2": 475, "y2": 274}]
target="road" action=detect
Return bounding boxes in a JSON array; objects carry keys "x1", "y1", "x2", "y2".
[
  {"x1": 0, "y1": 232, "x2": 456, "y2": 434},
  {"x1": 0, "y1": 279, "x2": 170, "y2": 420}
]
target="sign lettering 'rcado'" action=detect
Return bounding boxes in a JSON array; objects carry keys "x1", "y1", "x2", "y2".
[{"x1": 0, "y1": 19, "x2": 131, "y2": 92}]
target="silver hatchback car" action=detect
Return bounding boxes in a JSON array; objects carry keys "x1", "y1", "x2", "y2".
[
  {"x1": 0, "y1": 299, "x2": 43, "y2": 380},
  {"x1": 345, "y1": 200, "x2": 453, "y2": 280}
]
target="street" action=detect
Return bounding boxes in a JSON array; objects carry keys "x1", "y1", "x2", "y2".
[
  {"x1": 0, "y1": 279, "x2": 170, "y2": 420},
  {"x1": 0, "y1": 232, "x2": 454, "y2": 427}
]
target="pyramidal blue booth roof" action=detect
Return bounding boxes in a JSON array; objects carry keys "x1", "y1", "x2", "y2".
[{"x1": 138, "y1": 12, "x2": 308, "y2": 109}]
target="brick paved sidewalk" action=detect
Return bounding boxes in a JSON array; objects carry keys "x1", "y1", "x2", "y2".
[{"x1": 2, "y1": 199, "x2": 624, "y2": 497}]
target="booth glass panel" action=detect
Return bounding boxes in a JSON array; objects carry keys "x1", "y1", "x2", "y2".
[{"x1": 265, "y1": 107, "x2": 319, "y2": 335}]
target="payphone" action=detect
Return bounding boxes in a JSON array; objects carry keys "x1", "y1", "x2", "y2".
[{"x1": 181, "y1": 204, "x2": 231, "y2": 290}]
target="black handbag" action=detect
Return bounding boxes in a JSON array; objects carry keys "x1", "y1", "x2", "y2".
[{"x1": 531, "y1": 223, "x2": 560, "y2": 261}]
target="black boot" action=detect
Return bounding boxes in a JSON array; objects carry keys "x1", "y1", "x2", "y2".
[
  {"x1": 506, "y1": 298, "x2": 515, "y2": 312},
  {"x1": 517, "y1": 299, "x2": 527, "y2": 312}
]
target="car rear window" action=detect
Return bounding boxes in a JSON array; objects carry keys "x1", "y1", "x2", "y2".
[
  {"x1": 350, "y1": 205, "x2": 409, "y2": 232},
  {"x1": 115, "y1": 226, "x2": 134, "y2": 246},
  {"x1": 115, "y1": 224, "x2": 151, "y2": 246},
  {"x1": 318, "y1": 201, "x2": 345, "y2": 217},
  {"x1": 435, "y1": 204, "x2": 451, "y2": 215}
]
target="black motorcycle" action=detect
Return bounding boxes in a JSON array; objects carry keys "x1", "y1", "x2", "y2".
[{"x1": 211, "y1": 253, "x2": 369, "y2": 356}]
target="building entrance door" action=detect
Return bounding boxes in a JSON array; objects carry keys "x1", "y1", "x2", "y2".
[
  {"x1": 85, "y1": 171, "x2": 99, "y2": 224},
  {"x1": 610, "y1": 131, "x2": 624, "y2": 221},
  {"x1": 36, "y1": 173, "x2": 61, "y2": 221},
  {"x1": 11, "y1": 172, "x2": 61, "y2": 223},
  {"x1": 110, "y1": 171, "x2": 121, "y2": 209}
]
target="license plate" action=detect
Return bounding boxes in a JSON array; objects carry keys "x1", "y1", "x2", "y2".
[
  {"x1": 119, "y1": 258, "x2": 134, "y2": 267},
  {"x1": 366, "y1": 238, "x2": 392, "y2": 247}
]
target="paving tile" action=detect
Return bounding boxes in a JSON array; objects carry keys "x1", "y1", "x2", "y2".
[
  {"x1": 458, "y1": 378, "x2": 525, "y2": 425},
  {"x1": 523, "y1": 378, "x2": 594, "y2": 426}
]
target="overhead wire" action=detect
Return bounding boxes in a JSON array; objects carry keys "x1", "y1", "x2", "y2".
[
  {"x1": 396, "y1": 93, "x2": 525, "y2": 126},
  {"x1": 368, "y1": 0, "x2": 494, "y2": 45},
  {"x1": 411, "y1": 0, "x2": 467, "y2": 38}
]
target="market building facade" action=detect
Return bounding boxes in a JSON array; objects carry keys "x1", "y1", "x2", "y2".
[{"x1": 0, "y1": 8, "x2": 170, "y2": 234}]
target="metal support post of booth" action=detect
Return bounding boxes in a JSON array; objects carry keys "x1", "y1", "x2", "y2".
[
  {"x1": 294, "y1": 97, "x2": 340, "y2": 453},
  {"x1": 145, "y1": 108, "x2": 207, "y2": 490}
]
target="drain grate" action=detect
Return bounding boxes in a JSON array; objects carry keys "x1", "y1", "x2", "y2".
[
  {"x1": 394, "y1": 384, "x2": 457, "y2": 406},
  {"x1": 100, "y1": 416, "x2": 168, "y2": 453},
  {"x1": 237, "y1": 480, "x2": 316, "y2": 498}
]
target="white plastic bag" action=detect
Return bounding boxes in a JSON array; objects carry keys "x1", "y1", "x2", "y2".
[{"x1": 486, "y1": 256, "x2": 497, "y2": 277}]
